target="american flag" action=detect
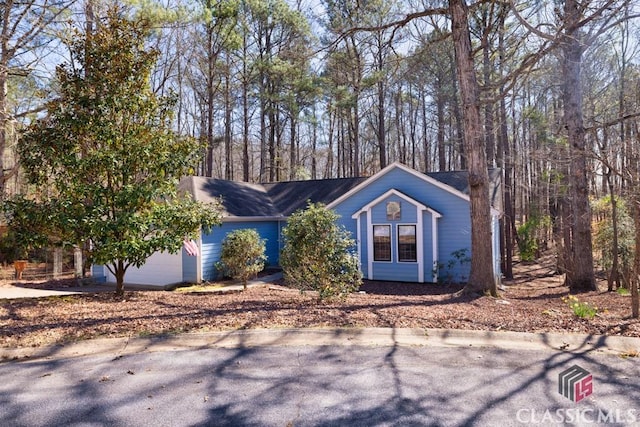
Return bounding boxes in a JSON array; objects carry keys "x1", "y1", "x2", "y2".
[{"x1": 183, "y1": 239, "x2": 199, "y2": 257}]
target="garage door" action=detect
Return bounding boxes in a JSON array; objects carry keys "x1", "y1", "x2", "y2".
[{"x1": 105, "y1": 251, "x2": 183, "y2": 288}]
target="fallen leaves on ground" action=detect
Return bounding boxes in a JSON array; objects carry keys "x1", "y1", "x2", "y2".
[{"x1": 1, "y1": 259, "x2": 639, "y2": 348}]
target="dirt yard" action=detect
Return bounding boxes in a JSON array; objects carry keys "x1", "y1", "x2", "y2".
[{"x1": 1, "y1": 257, "x2": 639, "y2": 349}]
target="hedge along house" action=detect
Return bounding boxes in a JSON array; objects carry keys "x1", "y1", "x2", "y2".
[{"x1": 93, "y1": 162, "x2": 502, "y2": 288}]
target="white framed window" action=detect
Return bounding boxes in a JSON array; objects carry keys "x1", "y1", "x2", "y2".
[
  {"x1": 398, "y1": 225, "x2": 417, "y2": 262},
  {"x1": 373, "y1": 225, "x2": 391, "y2": 261}
]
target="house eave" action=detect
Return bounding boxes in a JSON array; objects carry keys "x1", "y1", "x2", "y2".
[
  {"x1": 222, "y1": 215, "x2": 287, "y2": 223},
  {"x1": 327, "y1": 161, "x2": 501, "y2": 216}
]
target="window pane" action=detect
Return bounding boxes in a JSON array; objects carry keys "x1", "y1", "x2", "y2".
[
  {"x1": 373, "y1": 225, "x2": 391, "y2": 261},
  {"x1": 398, "y1": 225, "x2": 416, "y2": 262}
]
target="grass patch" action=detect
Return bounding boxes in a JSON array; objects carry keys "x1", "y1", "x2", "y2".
[
  {"x1": 174, "y1": 283, "x2": 228, "y2": 293},
  {"x1": 562, "y1": 295, "x2": 598, "y2": 319}
]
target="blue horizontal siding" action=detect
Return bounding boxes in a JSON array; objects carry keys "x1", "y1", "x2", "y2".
[
  {"x1": 372, "y1": 262, "x2": 419, "y2": 282},
  {"x1": 332, "y1": 167, "x2": 475, "y2": 283},
  {"x1": 370, "y1": 195, "x2": 418, "y2": 224},
  {"x1": 201, "y1": 221, "x2": 281, "y2": 281}
]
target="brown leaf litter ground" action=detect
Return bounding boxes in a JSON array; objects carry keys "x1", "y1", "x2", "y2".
[{"x1": 1, "y1": 257, "x2": 639, "y2": 349}]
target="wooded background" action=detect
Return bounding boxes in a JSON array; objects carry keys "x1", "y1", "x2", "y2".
[{"x1": 2, "y1": 0, "x2": 640, "y2": 295}]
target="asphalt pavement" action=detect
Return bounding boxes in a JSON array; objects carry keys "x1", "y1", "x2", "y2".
[
  {"x1": 2, "y1": 276, "x2": 640, "y2": 426},
  {"x1": 1, "y1": 332, "x2": 639, "y2": 426}
]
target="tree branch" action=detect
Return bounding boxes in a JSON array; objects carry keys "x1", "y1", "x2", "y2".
[{"x1": 586, "y1": 111, "x2": 640, "y2": 132}]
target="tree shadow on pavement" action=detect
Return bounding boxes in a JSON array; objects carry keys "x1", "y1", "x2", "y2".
[{"x1": 1, "y1": 328, "x2": 639, "y2": 426}]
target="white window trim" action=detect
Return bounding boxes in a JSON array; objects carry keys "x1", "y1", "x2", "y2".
[
  {"x1": 432, "y1": 214, "x2": 439, "y2": 282},
  {"x1": 372, "y1": 224, "x2": 393, "y2": 263},
  {"x1": 397, "y1": 224, "x2": 418, "y2": 264},
  {"x1": 353, "y1": 190, "x2": 442, "y2": 283}
]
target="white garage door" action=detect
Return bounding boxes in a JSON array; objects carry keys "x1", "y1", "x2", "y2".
[{"x1": 105, "y1": 251, "x2": 183, "y2": 288}]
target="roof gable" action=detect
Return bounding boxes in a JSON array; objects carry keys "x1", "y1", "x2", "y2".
[
  {"x1": 180, "y1": 162, "x2": 501, "y2": 219},
  {"x1": 351, "y1": 189, "x2": 442, "y2": 219},
  {"x1": 326, "y1": 162, "x2": 472, "y2": 209},
  {"x1": 327, "y1": 162, "x2": 501, "y2": 215}
]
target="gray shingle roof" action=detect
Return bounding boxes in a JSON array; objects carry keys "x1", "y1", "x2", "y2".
[
  {"x1": 426, "y1": 168, "x2": 502, "y2": 206},
  {"x1": 180, "y1": 167, "x2": 501, "y2": 219},
  {"x1": 180, "y1": 176, "x2": 366, "y2": 218}
]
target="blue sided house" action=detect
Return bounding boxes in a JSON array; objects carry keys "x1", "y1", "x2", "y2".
[{"x1": 93, "y1": 162, "x2": 502, "y2": 288}]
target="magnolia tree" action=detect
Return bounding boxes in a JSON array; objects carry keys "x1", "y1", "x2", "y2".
[
  {"x1": 216, "y1": 229, "x2": 267, "y2": 290},
  {"x1": 11, "y1": 8, "x2": 221, "y2": 296},
  {"x1": 280, "y1": 202, "x2": 362, "y2": 301}
]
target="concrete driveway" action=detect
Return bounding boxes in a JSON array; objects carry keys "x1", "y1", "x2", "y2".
[{"x1": 0, "y1": 281, "x2": 113, "y2": 299}]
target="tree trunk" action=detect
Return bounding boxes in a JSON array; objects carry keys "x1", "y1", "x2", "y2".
[
  {"x1": 289, "y1": 115, "x2": 297, "y2": 180},
  {"x1": 325, "y1": 101, "x2": 334, "y2": 178},
  {"x1": 497, "y1": 11, "x2": 513, "y2": 278},
  {"x1": 562, "y1": 0, "x2": 596, "y2": 293},
  {"x1": 606, "y1": 167, "x2": 620, "y2": 291},
  {"x1": 53, "y1": 247, "x2": 63, "y2": 279},
  {"x1": 481, "y1": 13, "x2": 495, "y2": 167},
  {"x1": 347, "y1": 36, "x2": 361, "y2": 177},
  {"x1": 311, "y1": 105, "x2": 318, "y2": 179},
  {"x1": 0, "y1": 63, "x2": 9, "y2": 200},
  {"x1": 224, "y1": 54, "x2": 233, "y2": 181},
  {"x1": 632, "y1": 199, "x2": 640, "y2": 318},
  {"x1": 450, "y1": 0, "x2": 496, "y2": 296},
  {"x1": 74, "y1": 245, "x2": 83, "y2": 279},
  {"x1": 259, "y1": 91, "x2": 268, "y2": 181},
  {"x1": 113, "y1": 260, "x2": 126, "y2": 297},
  {"x1": 242, "y1": 33, "x2": 250, "y2": 182},
  {"x1": 451, "y1": 67, "x2": 466, "y2": 170},
  {"x1": 377, "y1": 72, "x2": 386, "y2": 169},
  {"x1": 206, "y1": 18, "x2": 215, "y2": 177},
  {"x1": 436, "y1": 80, "x2": 446, "y2": 171}
]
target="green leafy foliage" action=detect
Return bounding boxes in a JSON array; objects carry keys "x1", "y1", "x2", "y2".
[
  {"x1": 216, "y1": 229, "x2": 266, "y2": 290},
  {"x1": 516, "y1": 216, "x2": 550, "y2": 262},
  {"x1": 8, "y1": 8, "x2": 221, "y2": 295},
  {"x1": 562, "y1": 295, "x2": 598, "y2": 319},
  {"x1": 2, "y1": 197, "x2": 56, "y2": 260},
  {"x1": 434, "y1": 248, "x2": 471, "y2": 284},
  {"x1": 591, "y1": 195, "x2": 635, "y2": 273},
  {"x1": 280, "y1": 202, "x2": 362, "y2": 302}
]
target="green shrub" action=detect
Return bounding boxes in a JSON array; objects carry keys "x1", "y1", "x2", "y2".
[
  {"x1": 516, "y1": 216, "x2": 550, "y2": 261},
  {"x1": 216, "y1": 229, "x2": 266, "y2": 290},
  {"x1": 592, "y1": 195, "x2": 635, "y2": 274},
  {"x1": 280, "y1": 202, "x2": 362, "y2": 301}
]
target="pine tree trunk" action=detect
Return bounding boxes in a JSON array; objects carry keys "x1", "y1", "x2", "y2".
[
  {"x1": 0, "y1": 58, "x2": 9, "y2": 199},
  {"x1": 632, "y1": 199, "x2": 640, "y2": 318},
  {"x1": 606, "y1": 168, "x2": 620, "y2": 291},
  {"x1": 450, "y1": 0, "x2": 496, "y2": 296},
  {"x1": 224, "y1": 55, "x2": 233, "y2": 181},
  {"x1": 562, "y1": 0, "x2": 596, "y2": 293},
  {"x1": 242, "y1": 33, "x2": 250, "y2": 182},
  {"x1": 497, "y1": 13, "x2": 513, "y2": 278}
]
